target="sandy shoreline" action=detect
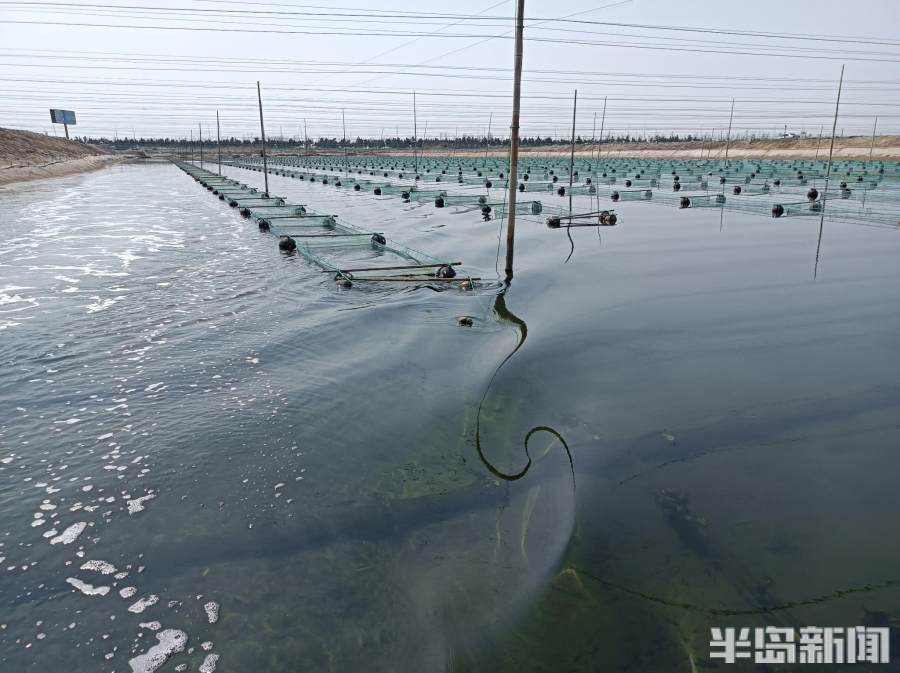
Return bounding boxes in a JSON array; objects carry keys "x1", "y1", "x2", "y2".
[{"x1": 0, "y1": 154, "x2": 125, "y2": 186}]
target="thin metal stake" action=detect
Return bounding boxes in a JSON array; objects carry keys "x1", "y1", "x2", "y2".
[{"x1": 257, "y1": 81, "x2": 269, "y2": 196}]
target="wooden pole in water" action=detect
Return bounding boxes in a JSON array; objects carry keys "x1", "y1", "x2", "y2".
[
  {"x1": 590, "y1": 111, "x2": 596, "y2": 162},
  {"x1": 413, "y1": 91, "x2": 419, "y2": 177},
  {"x1": 869, "y1": 116, "x2": 878, "y2": 162},
  {"x1": 815, "y1": 64, "x2": 845, "y2": 279},
  {"x1": 504, "y1": 0, "x2": 525, "y2": 282},
  {"x1": 304, "y1": 118, "x2": 308, "y2": 157},
  {"x1": 190, "y1": 128, "x2": 194, "y2": 164},
  {"x1": 216, "y1": 110, "x2": 222, "y2": 175},
  {"x1": 257, "y1": 81, "x2": 270, "y2": 196},
  {"x1": 723, "y1": 98, "x2": 735, "y2": 170},
  {"x1": 568, "y1": 89, "x2": 578, "y2": 216},
  {"x1": 815, "y1": 124, "x2": 823, "y2": 161},
  {"x1": 199, "y1": 122, "x2": 203, "y2": 169}
]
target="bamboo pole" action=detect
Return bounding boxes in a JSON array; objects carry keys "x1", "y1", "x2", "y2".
[
  {"x1": 815, "y1": 64, "x2": 845, "y2": 279},
  {"x1": 257, "y1": 81, "x2": 269, "y2": 196},
  {"x1": 723, "y1": 98, "x2": 735, "y2": 169},
  {"x1": 199, "y1": 122, "x2": 203, "y2": 169},
  {"x1": 504, "y1": 0, "x2": 525, "y2": 282},
  {"x1": 413, "y1": 91, "x2": 419, "y2": 176},
  {"x1": 869, "y1": 116, "x2": 878, "y2": 162},
  {"x1": 216, "y1": 110, "x2": 222, "y2": 175},
  {"x1": 568, "y1": 89, "x2": 578, "y2": 216},
  {"x1": 596, "y1": 96, "x2": 606, "y2": 163}
]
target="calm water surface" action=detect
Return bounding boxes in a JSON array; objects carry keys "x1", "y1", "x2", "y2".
[{"x1": 1, "y1": 162, "x2": 899, "y2": 672}]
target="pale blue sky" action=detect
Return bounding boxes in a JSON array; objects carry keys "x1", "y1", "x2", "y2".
[{"x1": 1, "y1": 0, "x2": 899, "y2": 140}]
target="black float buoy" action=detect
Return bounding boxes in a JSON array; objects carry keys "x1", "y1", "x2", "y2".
[
  {"x1": 374, "y1": 187, "x2": 382, "y2": 195},
  {"x1": 278, "y1": 236, "x2": 296, "y2": 252},
  {"x1": 557, "y1": 186, "x2": 566, "y2": 196},
  {"x1": 481, "y1": 205, "x2": 492, "y2": 217},
  {"x1": 585, "y1": 177, "x2": 592, "y2": 185},
  {"x1": 733, "y1": 185, "x2": 742, "y2": 195},
  {"x1": 354, "y1": 184, "x2": 361, "y2": 191},
  {"x1": 605, "y1": 213, "x2": 618, "y2": 226},
  {"x1": 611, "y1": 191, "x2": 620, "y2": 202},
  {"x1": 435, "y1": 196, "x2": 445, "y2": 208},
  {"x1": 401, "y1": 191, "x2": 410, "y2": 200},
  {"x1": 485, "y1": 180, "x2": 493, "y2": 188},
  {"x1": 371, "y1": 234, "x2": 386, "y2": 245},
  {"x1": 807, "y1": 187, "x2": 819, "y2": 201},
  {"x1": 258, "y1": 219, "x2": 271, "y2": 231},
  {"x1": 774, "y1": 179, "x2": 781, "y2": 186},
  {"x1": 772, "y1": 204, "x2": 785, "y2": 218},
  {"x1": 625, "y1": 179, "x2": 632, "y2": 187},
  {"x1": 436, "y1": 265, "x2": 456, "y2": 279},
  {"x1": 458, "y1": 316, "x2": 474, "y2": 327},
  {"x1": 719, "y1": 176, "x2": 726, "y2": 185},
  {"x1": 546, "y1": 216, "x2": 561, "y2": 228},
  {"x1": 334, "y1": 273, "x2": 352, "y2": 289},
  {"x1": 239, "y1": 207, "x2": 252, "y2": 218},
  {"x1": 518, "y1": 183, "x2": 526, "y2": 192},
  {"x1": 552, "y1": 175, "x2": 558, "y2": 183},
  {"x1": 673, "y1": 182, "x2": 681, "y2": 192},
  {"x1": 680, "y1": 197, "x2": 691, "y2": 208}
]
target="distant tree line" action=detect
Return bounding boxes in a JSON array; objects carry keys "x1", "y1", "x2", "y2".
[{"x1": 83, "y1": 131, "x2": 788, "y2": 150}]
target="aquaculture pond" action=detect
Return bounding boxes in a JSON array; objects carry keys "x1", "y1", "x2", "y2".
[{"x1": 1, "y1": 161, "x2": 899, "y2": 673}]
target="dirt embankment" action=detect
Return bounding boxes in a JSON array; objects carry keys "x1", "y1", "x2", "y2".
[{"x1": 0, "y1": 128, "x2": 125, "y2": 186}]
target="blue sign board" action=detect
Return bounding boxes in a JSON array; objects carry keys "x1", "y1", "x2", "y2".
[{"x1": 50, "y1": 109, "x2": 76, "y2": 125}]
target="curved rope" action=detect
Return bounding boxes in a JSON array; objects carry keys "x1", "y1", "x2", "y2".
[{"x1": 474, "y1": 290, "x2": 575, "y2": 486}]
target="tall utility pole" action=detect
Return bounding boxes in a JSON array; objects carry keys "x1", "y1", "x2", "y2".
[
  {"x1": 256, "y1": 81, "x2": 269, "y2": 196},
  {"x1": 199, "y1": 122, "x2": 203, "y2": 169},
  {"x1": 568, "y1": 89, "x2": 578, "y2": 216},
  {"x1": 504, "y1": 0, "x2": 525, "y2": 282},
  {"x1": 216, "y1": 110, "x2": 222, "y2": 175},
  {"x1": 723, "y1": 98, "x2": 735, "y2": 169},
  {"x1": 869, "y1": 116, "x2": 878, "y2": 162}
]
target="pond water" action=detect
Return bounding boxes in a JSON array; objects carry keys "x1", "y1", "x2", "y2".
[{"x1": 1, "y1": 161, "x2": 899, "y2": 672}]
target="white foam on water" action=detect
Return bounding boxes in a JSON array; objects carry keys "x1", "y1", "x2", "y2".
[
  {"x1": 50, "y1": 522, "x2": 87, "y2": 545},
  {"x1": 119, "y1": 586, "x2": 137, "y2": 598},
  {"x1": 128, "y1": 594, "x2": 159, "y2": 614},
  {"x1": 81, "y1": 560, "x2": 116, "y2": 575},
  {"x1": 203, "y1": 601, "x2": 219, "y2": 624},
  {"x1": 199, "y1": 653, "x2": 220, "y2": 673},
  {"x1": 128, "y1": 628, "x2": 187, "y2": 673},
  {"x1": 66, "y1": 577, "x2": 110, "y2": 597},
  {"x1": 139, "y1": 621, "x2": 161, "y2": 631},
  {"x1": 201, "y1": 641, "x2": 213, "y2": 651},
  {"x1": 126, "y1": 493, "x2": 155, "y2": 514}
]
